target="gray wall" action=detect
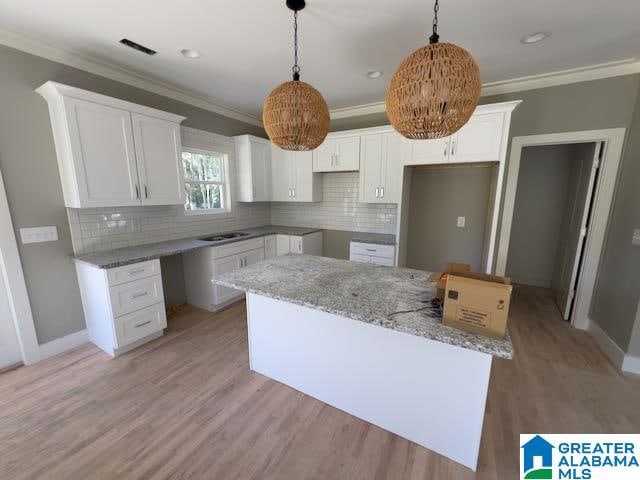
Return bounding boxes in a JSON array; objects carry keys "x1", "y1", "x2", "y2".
[
  {"x1": 506, "y1": 145, "x2": 575, "y2": 287},
  {"x1": 334, "y1": 74, "x2": 640, "y2": 352},
  {"x1": 406, "y1": 165, "x2": 493, "y2": 272},
  {"x1": 0, "y1": 45, "x2": 263, "y2": 344}
]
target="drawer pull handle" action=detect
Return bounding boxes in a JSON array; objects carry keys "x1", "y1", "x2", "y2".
[
  {"x1": 127, "y1": 268, "x2": 146, "y2": 276},
  {"x1": 130, "y1": 291, "x2": 149, "y2": 299},
  {"x1": 134, "y1": 320, "x2": 152, "y2": 328}
]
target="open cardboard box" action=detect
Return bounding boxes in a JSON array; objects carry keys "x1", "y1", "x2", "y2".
[{"x1": 428, "y1": 263, "x2": 512, "y2": 340}]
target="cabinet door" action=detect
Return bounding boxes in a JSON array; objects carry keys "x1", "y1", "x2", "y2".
[
  {"x1": 291, "y1": 151, "x2": 315, "y2": 201},
  {"x1": 405, "y1": 137, "x2": 450, "y2": 165},
  {"x1": 359, "y1": 134, "x2": 383, "y2": 203},
  {"x1": 334, "y1": 137, "x2": 360, "y2": 171},
  {"x1": 312, "y1": 139, "x2": 335, "y2": 172},
  {"x1": 131, "y1": 114, "x2": 184, "y2": 205},
  {"x1": 212, "y1": 254, "x2": 243, "y2": 305},
  {"x1": 276, "y1": 235, "x2": 290, "y2": 255},
  {"x1": 63, "y1": 97, "x2": 140, "y2": 207},
  {"x1": 264, "y1": 235, "x2": 277, "y2": 260},
  {"x1": 289, "y1": 236, "x2": 303, "y2": 254},
  {"x1": 379, "y1": 132, "x2": 402, "y2": 203},
  {"x1": 449, "y1": 112, "x2": 504, "y2": 163},
  {"x1": 250, "y1": 140, "x2": 271, "y2": 201},
  {"x1": 243, "y1": 248, "x2": 265, "y2": 267},
  {"x1": 271, "y1": 146, "x2": 294, "y2": 201}
]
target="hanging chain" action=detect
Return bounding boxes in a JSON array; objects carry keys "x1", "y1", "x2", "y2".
[
  {"x1": 292, "y1": 10, "x2": 301, "y2": 80},
  {"x1": 429, "y1": 0, "x2": 440, "y2": 44}
]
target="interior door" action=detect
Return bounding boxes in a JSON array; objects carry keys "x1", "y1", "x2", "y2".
[
  {"x1": 250, "y1": 140, "x2": 271, "y2": 201},
  {"x1": 131, "y1": 114, "x2": 184, "y2": 205},
  {"x1": 63, "y1": 97, "x2": 140, "y2": 207},
  {"x1": 0, "y1": 268, "x2": 21, "y2": 368},
  {"x1": 359, "y1": 134, "x2": 383, "y2": 203},
  {"x1": 553, "y1": 143, "x2": 601, "y2": 320}
]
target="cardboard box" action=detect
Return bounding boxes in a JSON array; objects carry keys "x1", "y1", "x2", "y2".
[
  {"x1": 442, "y1": 273, "x2": 512, "y2": 340},
  {"x1": 427, "y1": 262, "x2": 471, "y2": 300}
]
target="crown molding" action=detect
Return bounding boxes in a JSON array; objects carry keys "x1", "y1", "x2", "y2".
[
  {"x1": 0, "y1": 26, "x2": 263, "y2": 127},
  {"x1": 330, "y1": 58, "x2": 640, "y2": 119}
]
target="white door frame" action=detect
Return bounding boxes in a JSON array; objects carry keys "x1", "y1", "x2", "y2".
[
  {"x1": 0, "y1": 167, "x2": 40, "y2": 365},
  {"x1": 495, "y1": 128, "x2": 626, "y2": 330}
]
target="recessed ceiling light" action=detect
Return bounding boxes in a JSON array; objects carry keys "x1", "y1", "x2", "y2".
[
  {"x1": 520, "y1": 32, "x2": 551, "y2": 45},
  {"x1": 180, "y1": 48, "x2": 201, "y2": 59},
  {"x1": 366, "y1": 70, "x2": 383, "y2": 79}
]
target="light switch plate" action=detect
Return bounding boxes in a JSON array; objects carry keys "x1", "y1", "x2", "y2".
[
  {"x1": 633, "y1": 229, "x2": 640, "y2": 246},
  {"x1": 457, "y1": 216, "x2": 466, "y2": 228},
  {"x1": 20, "y1": 226, "x2": 58, "y2": 244}
]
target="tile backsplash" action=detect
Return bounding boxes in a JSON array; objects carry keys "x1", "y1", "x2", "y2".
[
  {"x1": 68, "y1": 172, "x2": 397, "y2": 255},
  {"x1": 270, "y1": 172, "x2": 397, "y2": 234},
  {"x1": 68, "y1": 203, "x2": 270, "y2": 254}
]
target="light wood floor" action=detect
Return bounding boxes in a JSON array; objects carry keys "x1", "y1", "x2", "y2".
[{"x1": 1, "y1": 286, "x2": 639, "y2": 479}]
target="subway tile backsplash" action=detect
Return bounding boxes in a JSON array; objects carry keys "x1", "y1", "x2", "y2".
[
  {"x1": 68, "y1": 172, "x2": 397, "y2": 255},
  {"x1": 271, "y1": 172, "x2": 397, "y2": 234}
]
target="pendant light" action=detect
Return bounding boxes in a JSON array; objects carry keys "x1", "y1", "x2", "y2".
[
  {"x1": 386, "y1": 0, "x2": 481, "y2": 139},
  {"x1": 263, "y1": 0, "x2": 329, "y2": 151}
]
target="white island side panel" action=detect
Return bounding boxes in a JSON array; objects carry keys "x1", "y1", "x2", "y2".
[{"x1": 245, "y1": 293, "x2": 492, "y2": 471}]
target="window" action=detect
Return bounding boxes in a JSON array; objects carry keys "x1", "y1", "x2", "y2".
[{"x1": 182, "y1": 149, "x2": 229, "y2": 214}]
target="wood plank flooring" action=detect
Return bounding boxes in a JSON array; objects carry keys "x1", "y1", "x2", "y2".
[{"x1": 1, "y1": 285, "x2": 639, "y2": 479}]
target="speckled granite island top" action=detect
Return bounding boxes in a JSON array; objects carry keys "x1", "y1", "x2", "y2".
[{"x1": 214, "y1": 254, "x2": 513, "y2": 359}]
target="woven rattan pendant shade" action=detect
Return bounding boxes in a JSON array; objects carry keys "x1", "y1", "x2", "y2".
[
  {"x1": 263, "y1": 80, "x2": 329, "y2": 151},
  {"x1": 386, "y1": 42, "x2": 480, "y2": 139}
]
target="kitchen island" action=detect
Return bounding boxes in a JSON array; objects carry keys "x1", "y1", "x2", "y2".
[{"x1": 214, "y1": 255, "x2": 513, "y2": 471}]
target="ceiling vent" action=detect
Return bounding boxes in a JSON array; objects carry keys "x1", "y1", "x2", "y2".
[{"x1": 119, "y1": 39, "x2": 156, "y2": 55}]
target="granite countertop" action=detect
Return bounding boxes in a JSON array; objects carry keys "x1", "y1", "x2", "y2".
[
  {"x1": 73, "y1": 225, "x2": 322, "y2": 269},
  {"x1": 214, "y1": 254, "x2": 513, "y2": 359},
  {"x1": 349, "y1": 232, "x2": 396, "y2": 245}
]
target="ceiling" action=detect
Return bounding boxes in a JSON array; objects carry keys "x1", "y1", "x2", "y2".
[{"x1": 1, "y1": 0, "x2": 639, "y2": 120}]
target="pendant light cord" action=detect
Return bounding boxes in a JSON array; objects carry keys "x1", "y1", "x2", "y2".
[
  {"x1": 429, "y1": 0, "x2": 440, "y2": 44},
  {"x1": 292, "y1": 11, "x2": 301, "y2": 80}
]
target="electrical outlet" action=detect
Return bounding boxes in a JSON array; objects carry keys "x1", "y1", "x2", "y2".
[
  {"x1": 20, "y1": 226, "x2": 58, "y2": 244},
  {"x1": 633, "y1": 229, "x2": 640, "y2": 246},
  {"x1": 457, "y1": 216, "x2": 466, "y2": 228}
]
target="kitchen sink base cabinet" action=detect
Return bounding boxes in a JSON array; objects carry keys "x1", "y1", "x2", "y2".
[
  {"x1": 246, "y1": 293, "x2": 492, "y2": 471},
  {"x1": 75, "y1": 259, "x2": 167, "y2": 357}
]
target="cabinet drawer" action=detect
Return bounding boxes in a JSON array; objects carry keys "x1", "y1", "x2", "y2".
[
  {"x1": 211, "y1": 237, "x2": 264, "y2": 259},
  {"x1": 106, "y1": 259, "x2": 161, "y2": 286},
  {"x1": 350, "y1": 253, "x2": 370, "y2": 264},
  {"x1": 350, "y1": 242, "x2": 395, "y2": 259},
  {"x1": 109, "y1": 275, "x2": 164, "y2": 317},
  {"x1": 114, "y1": 303, "x2": 166, "y2": 348},
  {"x1": 370, "y1": 256, "x2": 395, "y2": 267}
]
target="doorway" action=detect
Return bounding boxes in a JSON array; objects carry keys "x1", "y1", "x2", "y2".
[
  {"x1": 505, "y1": 142, "x2": 601, "y2": 320},
  {"x1": 496, "y1": 129, "x2": 626, "y2": 330},
  {"x1": 0, "y1": 265, "x2": 21, "y2": 369}
]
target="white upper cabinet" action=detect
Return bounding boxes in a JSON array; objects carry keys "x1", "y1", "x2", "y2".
[
  {"x1": 401, "y1": 108, "x2": 508, "y2": 166},
  {"x1": 131, "y1": 114, "x2": 184, "y2": 205},
  {"x1": 448, "y1": 112, "x2": 505, "y2": 163},
  {"x1": 271, "y1": 145, "x2": 322, "y2": 202},
  {"x1": 234, "y1": 135, "x2": 272, "y2": 202},
  {"x1": 36, "y1": 82, "x2": 186, "y2": 209},
  {"x1": 359, "y1": 131, "x2": 402, "y2": 204},
  {"x1": 62, "y1": 97, "x2": 140, "y2": 207},
  {"x1": 313, "y1": 136, "x2": 360, "y2": 172}
]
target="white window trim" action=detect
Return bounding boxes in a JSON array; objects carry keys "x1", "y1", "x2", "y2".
[{"x1": 180, "y1": 127, "x2": 236, "y2": 219}]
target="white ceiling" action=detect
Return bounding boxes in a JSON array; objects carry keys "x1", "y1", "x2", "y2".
[{"x1": 1, "y1": 0, "x2": 639, "y2": 120}]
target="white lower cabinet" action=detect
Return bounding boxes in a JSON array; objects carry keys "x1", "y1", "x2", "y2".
[
  {"x1": 349, "y1": 242, "x2": 396, "y2": 266},
  {"x1": 183, "y1": 237, "x2": 265, "y2": 312},
  {"x1": 75, "y1": 259, "x2": 167, "y2": 357},
  {"x1": 275, "y1": 231, "x2": 323, "y2": 257},
  {"x1": 264, "y1": 235, "x2": 277, "y2": 259}
]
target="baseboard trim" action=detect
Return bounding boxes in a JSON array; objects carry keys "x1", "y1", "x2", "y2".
[
  {"x1": 621, "y1": 355, "x2": 640, "y2": 375},
  {"x1": 39, "y1": 329, "x2": 89, "y2": 359},
  {"x1": 587, "y1": 318, "x2": 625, "y2": 369}
]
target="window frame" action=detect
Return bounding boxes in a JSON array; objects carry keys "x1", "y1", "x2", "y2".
[{"x1": 181, "y1": 147, "x2": 229, "y2": 215}]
